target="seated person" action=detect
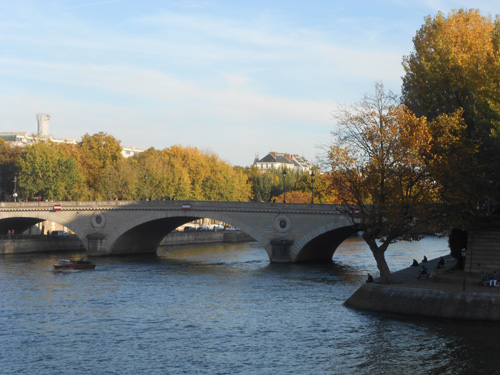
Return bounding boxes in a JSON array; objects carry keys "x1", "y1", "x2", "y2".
[
  {"x1": 437, "y1": 257, "x2": 445, "y2": 269},
  {"x1": 366, "y1": 274, "x2": 374, "y2": 283},
  {"x1": 411, "y1": 259, "x2": 419, "y2": 267},
  {"x1": 480, "y1": 272, "x2": 489, "y2": 286},
  {"x1": 490, "y1": 271, "x2": 498, "y2": 287},
  {"x1": 417, "y1": 265, "x2": 429, "y2": 279},
  {"x1": 422, "y1": 256, "x2": 428, "y2": 263}
]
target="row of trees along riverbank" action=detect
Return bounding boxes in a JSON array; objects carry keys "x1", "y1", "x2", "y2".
[{"x1": 0, "y1": 136, "x2": 330, "y2": 203}]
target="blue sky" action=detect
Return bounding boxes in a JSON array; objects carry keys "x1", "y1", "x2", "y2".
[{"x1": 1, "y1": 1, "x2": 498, "y2": 166}]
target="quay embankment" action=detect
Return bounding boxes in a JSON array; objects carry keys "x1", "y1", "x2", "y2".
[
  {"x1": 0, "y1": 236, "x2": 84, "y2": 254},
  {"x1": 159, "y1": 230, "x2": 253, "y2": 246},
  {"x1": 345, "y1": 256, "x2": 500, "y2": 321},
  {"x1": 0, "y1": 231, "x2": 254, "y2": 255}
]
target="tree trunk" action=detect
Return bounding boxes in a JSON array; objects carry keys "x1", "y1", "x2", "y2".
[{"x1": 364, "y1": 237, "x2": 394, "y2": 284}]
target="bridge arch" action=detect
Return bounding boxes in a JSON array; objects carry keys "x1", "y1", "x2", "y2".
[
  {"x1": 0, "y1": 211, "x2": 87, "y2": 254},
  {"x1": 291, "y1": 215, "x2": 358, "y2": 262},
  {"x1": 102, "y1": 210, "x2": 265, "y2": 257},
  {"x1": 0, "y1": 211, "x2": 77, "y2": 236}
]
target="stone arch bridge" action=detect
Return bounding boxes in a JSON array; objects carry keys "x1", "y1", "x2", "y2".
[{"x1": 0, "y1": 200, "x2": 358, "y2": 263}]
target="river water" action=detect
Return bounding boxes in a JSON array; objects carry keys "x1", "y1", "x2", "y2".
[{"x1": 1, "y1": 236, "x2": 499, "y2": 374}]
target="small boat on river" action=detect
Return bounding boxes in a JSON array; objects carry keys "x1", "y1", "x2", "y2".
[
  {"x1": 53, "y1": 259, "x2": 72, "y2": 270},
  {"x1": 53, "y1": 258, "x2": 96, "y2": 271}
]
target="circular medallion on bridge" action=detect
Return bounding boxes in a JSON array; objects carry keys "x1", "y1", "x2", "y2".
[
  {"x1": 273, "y1": 214, "x2": 292, "y2": 233},
  {"x1": 91, "y1": 213, "x2": 106, "y2": 228}
]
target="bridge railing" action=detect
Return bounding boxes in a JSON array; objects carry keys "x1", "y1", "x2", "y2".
[{"x1": 0, "y1": 200, "x2": 347, "y2": 214}]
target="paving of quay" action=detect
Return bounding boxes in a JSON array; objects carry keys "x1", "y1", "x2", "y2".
[
  {"x1": 346, "y1": 255, "x2": 500, "y2": 321},
  {"x1": 387, "y1": 256, "x2": 499, "y2": 293}
]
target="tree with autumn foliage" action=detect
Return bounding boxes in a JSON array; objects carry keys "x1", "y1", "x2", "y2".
[
  {"x1": 329, "y1": 83, "x2": 443, "y2": 283},
  {"x1": 130, "y1": 145, "x2": 251, "y2": 202},
  {"x1": 295, "y1": 171, "x2": 339, "y2": 204},
  {"x1": 402, "y1": 9, "x2": 500, "y2": 211},
  {"x1": 422, "y1": 110, "x2": 479, "y2": 222},
  {"x1": 77, "y1": 132, "x2": 123, "y2": 200}
]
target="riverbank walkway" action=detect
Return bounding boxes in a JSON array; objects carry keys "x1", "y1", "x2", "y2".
[
  {"x1": 347, "y1": 255, "x2": 500, "y2": 321},
  {"x1": 386, "y1": 255, "x2": 500, "y2": 293}
]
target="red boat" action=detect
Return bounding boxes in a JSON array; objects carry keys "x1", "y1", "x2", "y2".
[
  {"x1": 53, "y1": 259, "x2": 72, "y2": 270},
  {"x1": 53, "y1": 258, "x2": 96, "y2": 271}
]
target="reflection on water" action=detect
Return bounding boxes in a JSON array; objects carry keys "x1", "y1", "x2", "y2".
[{"x1": 0, "y1": 237, "x2": 498, "y2": 374}]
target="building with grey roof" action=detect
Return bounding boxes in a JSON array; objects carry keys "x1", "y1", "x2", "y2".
[{"x1": 253, "y1": 152, "x2": 313, "y2": 173}]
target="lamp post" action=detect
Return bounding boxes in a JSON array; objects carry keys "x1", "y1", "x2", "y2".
[
  {"x1": 109, "y1": 171, "x2": 113, "y2": 201},
  {"x1": 462, "y1": 248, "x2": 466, "y2": 291},
  {"x1": 13, "y1": 176, "x2": 17, "y2": 202},
  {"x1": 282, "y1": 169, "x2": 287, "y2": 203},
  {"x1": 145, "y1": 173, "x2": 149, "y2": 201},
  {"x1": 311, "y1": 171, "x2": 315, "y2": 204}
]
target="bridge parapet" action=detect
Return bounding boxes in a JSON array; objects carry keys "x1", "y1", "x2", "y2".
[{"x1": 0, "y1": 200, "x2": 345, "y2": 214}]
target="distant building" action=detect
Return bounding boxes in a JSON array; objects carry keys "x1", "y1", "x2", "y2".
[
  {"x1": 253, "y1": 152, "x2": 313, "y2": 173},
  {"x1": 0, "y1": 131, "x2": 77, "y2": 147},
  {"x1": 0, "y1": 114, "x2": 145, "y2": 158},
  {"x1": 36, "y1": 113, "x2": 50, "y2": 137},
  {"x1": 121, "y1": 145, "x2": 146, "y2": 158}
]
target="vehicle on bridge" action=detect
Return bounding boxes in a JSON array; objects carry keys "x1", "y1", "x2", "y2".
[{"x1": 51, "y1": 230, "x2": 69, "y2": 238}]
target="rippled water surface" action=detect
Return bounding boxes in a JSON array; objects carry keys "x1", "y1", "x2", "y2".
[{"x1": 1, "y1": 236, "x2": 499, "y2": 374}]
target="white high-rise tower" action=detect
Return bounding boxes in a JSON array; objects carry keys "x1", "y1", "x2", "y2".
[{"x1": 36, "y1": 113, "x2": 51, "y2": 137}]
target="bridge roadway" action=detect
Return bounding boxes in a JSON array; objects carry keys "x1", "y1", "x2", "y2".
[{"x1": 0, "y1": 200, "x2": 357, "y2": 263}]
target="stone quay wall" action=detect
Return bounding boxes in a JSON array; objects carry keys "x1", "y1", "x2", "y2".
[
  {"x1": 0, "y1": 231, "x2": 254, "y2": 255},
  {"x1": 0, "y1": 237, "x2": 84, "y2": 255},
  {"x1": 345, "y1": 283, "x2": 500, "y2": 321},
  {"x1": 159, "y1": 231, "x2": 254, "y2": 246}
]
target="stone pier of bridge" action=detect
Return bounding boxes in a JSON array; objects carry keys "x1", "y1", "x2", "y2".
[{"x1": 0, "y1": 200, "x2": 357, "y2": 263}]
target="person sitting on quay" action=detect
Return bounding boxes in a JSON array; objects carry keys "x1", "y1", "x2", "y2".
[
  {"x1": 422, "y1": 256, "x2": 428, "y2": 263},
  {"x1": 490, "y1": 271, "x2": 498, "y2": 287},
  {"x1": 436, "y1": 257, "x2": 445, "y2": 269},
  {"x1": 411, "y1": 259, "x2": 419, "y2": 267},
  {"x1": 479, "y1": 272, "x2": 489, "y2": 286},
  {"x1": 366, "y1": 274, "x2": 374, "y2": 283},
  {"x1": 417, "y1": 265, "x2": 429, "y2": 279}
]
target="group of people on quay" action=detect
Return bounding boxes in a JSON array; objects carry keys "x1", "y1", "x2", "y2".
[
  {"x1": 412, "y1": 256, "x2": 446, "y2": 280},
  {"x1": 366, "y1": 255, "x2": 448, "y2": 283},
  {"x1": 480, "y1": 271, "x2": 498, "y2": 287},
  {"x1": 410, "y1": 255, "x2": 500, "y2": 288}
]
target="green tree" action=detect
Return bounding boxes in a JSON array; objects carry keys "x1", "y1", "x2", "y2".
[
  {"x1": 295, "y1": 169, "x2": 336, "y2": 204},
  {"x1": 0, "y1": 139, "x2": 22, "y2": 201},
  {"x1": 17, "y1": 141, "x2": 85, "y2": 200}
]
